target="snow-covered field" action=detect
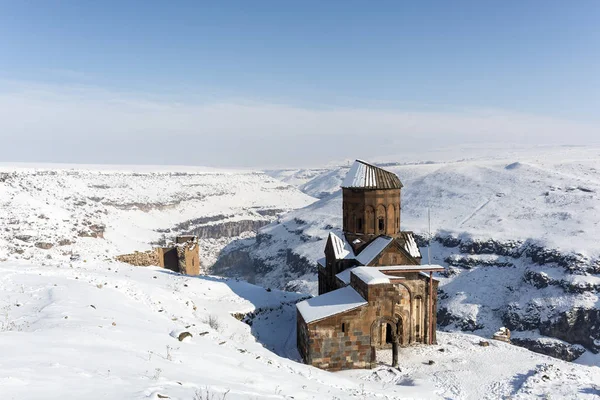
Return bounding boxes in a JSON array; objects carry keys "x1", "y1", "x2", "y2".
[
  {"x1": 2, "y1": 147, "x2": 600, "y2": 398},
  {"x1": 2, "y1": 260, "x2": 599, "y2": 399},
  {"x1": 0, "y1": 166, "x2": 315, "y2": 268}
]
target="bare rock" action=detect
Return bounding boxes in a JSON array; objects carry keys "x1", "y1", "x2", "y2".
[
  {"x1": 35, "y1": 242, "x2": 54, "y2": 250},
  {"x1": 15, "y1": 235, "x2": 32, "y2": 242}
]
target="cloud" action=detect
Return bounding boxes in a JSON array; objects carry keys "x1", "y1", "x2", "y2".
[{"x1": 0, "y1": 82, "x2": 597, "y2": 168}]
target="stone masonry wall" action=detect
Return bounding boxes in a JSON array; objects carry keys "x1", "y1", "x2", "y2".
[
  {"x1": 305, "y1": 306, "x2": 372, "y2": 371},
  {"x1": 115, "y1": 250, "x2": 159, "y2": 266},
  {"x1": 342, "y1": 188, "x2": 401, "y2": 237}
]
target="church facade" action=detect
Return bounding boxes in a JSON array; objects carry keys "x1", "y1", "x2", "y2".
[{"x1": 296, "y1": 160, "x2": 443, "y2": 371}]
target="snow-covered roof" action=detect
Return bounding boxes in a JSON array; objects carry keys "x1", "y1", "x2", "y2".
[
  {"x1": 296, "y1": 286, "x2": 367, "y2": 323},
  {"x1": 316, "y1": 257, "x2": 326, "y2": 269},
  {"x1": 341, "y1": 160, "x2": 403, "y2": 190},
  {"x1": 351, "y1": 267, "x2": 391, "y2": 285},
  {"x1": 377, "y1": 264, "x2": 445, "y2": 272},
  {"x1": 349, "y1": 265, "x2": 444, "y2": 285},
  {"x1": 402, "y1": 232, "x2": 421, "y2": 258},
  {"x1": 328, "y1": 232, "x2": 352, "y2": 259},
  {"x1": 355, "y1": 236, "x2": 393, "y2": 265},
  {"x1": 335, "y1": 267, "x2": 357, "y2": 285},
  {"x1": 325, "y1": 232, "x2": 421, "y2": 269}
]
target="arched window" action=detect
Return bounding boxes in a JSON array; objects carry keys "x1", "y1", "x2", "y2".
[
  {"x1": 376, "y1": 205, "x2": 386, "y2": 234},
  {"x1": 357, "y1": 218, "x2": 363, "y2": 232}
]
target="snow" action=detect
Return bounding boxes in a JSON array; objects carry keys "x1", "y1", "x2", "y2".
[
  {"x1": 419, "y1": 271, "x2": 441, "y2": 281},
  {"x1": 316, "y1": 256, "x2": 326, "y2": 268},
  {"x1": 263, "y1": 146, "x2": 600, "y2": 256},
  {"x1": 1, "y1": 152, "x2": 600, "y2": 398},
  {"x1": 355, "y1": 236, "x2": 393, "y2": 265},
  {"x1": 2, "y1": 260, "x2": 444, "y2": 399},
  {"x1": 342, "y1": 160, "x2": 375, "y2": 188},
  {"x1": 0, "y1": 167, "x2": 316, "y2": 268},
  {"x1": 360, "y1": 332, "x2": 600, "y2": 400},
  {"x1": 296, "y1": 286, "x2": 367, "y2": 323},
  {"x1": 376, "y1": 265, "x2": 445, "y2": 272},
  {"x1": 328, "y1": 233, "x2": 417, "y2": 268},
  {"x1": 249, "y1": 298, "x2": 600, "y2": 400},
  {"x1": 351, "y1": 267, "x2": 392, "y2": 285},
  {"x1": 404, "y1": 232, "x2": 421, "y2": 258},
  {"x1": 335, "y1": 267, "x2": 356, "y2": 285},
  {"x1": 329, "y1": 232, "x2": 352, "y2": 259}
]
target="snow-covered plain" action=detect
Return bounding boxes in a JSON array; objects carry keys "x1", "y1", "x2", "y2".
[
  {"x1": 0, "y1": 167, "x2": 315, "y2": 267},
  {"x1": 2, "y1": 149, "x2": 600, "y2": 399}
]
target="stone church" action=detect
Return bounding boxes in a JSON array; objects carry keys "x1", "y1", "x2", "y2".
[{"x1": 296, "y1": 160, "x2": 443, "y2": 371}]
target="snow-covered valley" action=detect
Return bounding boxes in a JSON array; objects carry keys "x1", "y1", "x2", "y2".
[
  {"x1": 2, "y1": 148, "x2": 600, "y2": 399},
  {"x1": 218, "y1": 147, "x2": 600, "y2": 364}
]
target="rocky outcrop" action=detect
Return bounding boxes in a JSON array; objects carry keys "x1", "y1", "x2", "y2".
[
  {"x1": 416, "y1": 233, "x2": 600, "y2": 358},
  {"x1": 211, "y1": 235, "x2": 317, "y2": 288},
  {"x1": 211, "y1": 250, "x2": 258, "y2": 283},
  {"x1": 188, "y1": 220, "x2": 270, "y2": 239},
  {"x1": 538, "y1": 308, "x2": 600, "y2": 354},
  {"x1": 78, "y1": 224, "x2": 105, "y2": 239},
  {"x1": 524, "y1": 270, "x2": 600, "y2": 293},
  {"x1": 437, "y1": 307, "x2": 484, "y2": 332},
  {"x1": 511, "y1": 337, "x2": 586, "y2": 362},
  {"x1": 429, "y1": 235, "x2": 594, "y2": 274},
  {"x1": 444, "y1": 255, "x2": 514, "y2": 269}
]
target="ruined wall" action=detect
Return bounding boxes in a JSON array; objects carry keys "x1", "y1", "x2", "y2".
[
  {"x1": 120, "y1": 236, "x2": 201, "y2": 276},
  {"x1": 178, "y1": 245, "x2": 200, "y2": 275},
  {"x1": 115, "y1": 250, "x2": 159, "y2": 266},
  {"x1": 157, "y1": 247, "x2": 179, "y2": 272}
]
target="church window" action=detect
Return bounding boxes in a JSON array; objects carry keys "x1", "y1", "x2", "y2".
[
  {"x1": 342, "y1": 323, "x2": 347, "y2": 333},
  {"x1": 378, "y1": 217, "x2": 385, "y2": 232},
  {"x1": 357, "y1": 218, "x2": 363, "y2": 231}
]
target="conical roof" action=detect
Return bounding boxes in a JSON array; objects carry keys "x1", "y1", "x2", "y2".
[{"x1": 341, "y1": 160, "x2": 403, "y2": 189}]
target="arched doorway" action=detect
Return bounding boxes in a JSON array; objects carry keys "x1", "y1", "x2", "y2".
[{"x1": 370, "y1": 317, "x2": 402, "y2": 368}]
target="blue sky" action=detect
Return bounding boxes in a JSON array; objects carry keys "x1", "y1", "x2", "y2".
[{"x1": 0, "y1": 1, "x2": 599, "y2": 167}]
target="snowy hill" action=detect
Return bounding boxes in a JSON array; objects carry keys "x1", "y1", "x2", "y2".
[
  {"x1": 213, "y1": 147, "x2": 600, "y2": 362},
  {"x1": 1, "y1": 155, "x2": 600, "y2": 398},
  {"x1": 2, "y1": 260, "x2": 599, "y2": 399}
]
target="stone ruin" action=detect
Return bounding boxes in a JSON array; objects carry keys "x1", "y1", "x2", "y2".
[
  {"x1": 116, "y1": 235, "x2": 200, "y2": 276},
  {"x1": 492, "y1": 327, "x2": 511, "y2": 343}
]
